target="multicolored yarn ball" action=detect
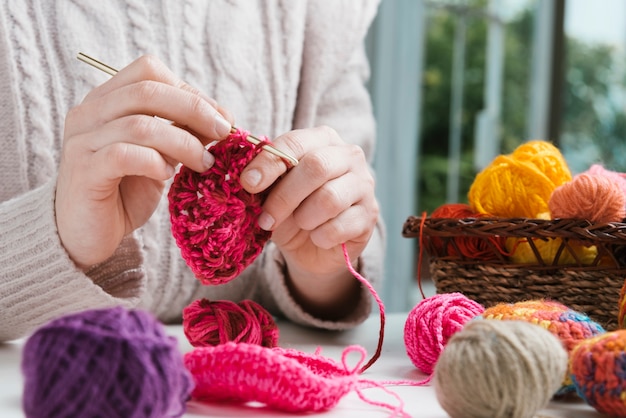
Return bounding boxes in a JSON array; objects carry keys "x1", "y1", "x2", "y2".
[
  {"x1": 570, "y1": 329, "x2": 626, "y2": 416},
  {"x1": 434, "y1": 319, "x2": 568, "y2": 418},
  {"x1": 182, "y1": 298, "x2": 279, "y2": 348},
  {"x1": 468, "y1": 140, "x2": 571, "y2": 218},
  {"x1": 168, "y1": 129, "x2": 272, "y2": 285},
  {"x1": 184, "y1": 342, "x2": 408, "y2": 415},
  {"x1": 481, "y1": 299, "x2": 605, "y2": 393},
  {"x1": 548, "y1": 172, "x2": 626, "y2": 223},
  {"x1": 21, "y1": 307, "x2": 193, "y2": 418},
  {"x1": 429, "y1": 203, "x2": 507, "y2": 261},
  {"x1": 404, "y1": 292, "x2": 485, "y2": 379}
]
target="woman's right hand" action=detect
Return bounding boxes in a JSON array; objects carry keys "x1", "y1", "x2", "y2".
[{"x1": 55, "y1": 55, "x2": 233, "y2": 269}]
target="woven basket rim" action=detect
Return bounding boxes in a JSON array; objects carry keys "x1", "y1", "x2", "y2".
[
  {"x1": 402, "y1": 215, "x2": 626, "y2": 270},
  {"x1": 402, "y1": 216, "x2": 626, "y2": 243}
]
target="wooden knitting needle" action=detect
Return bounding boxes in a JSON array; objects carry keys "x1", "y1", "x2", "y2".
[{"x1": 76, "y1": 52, "x2": 299, "y2": 166}]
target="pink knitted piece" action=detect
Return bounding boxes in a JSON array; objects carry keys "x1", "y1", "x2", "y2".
[
  {"x1": 184, "y1": 342, "x2": 409, "y2": 416},
  {"x1": 168, "y1": 130, "x2": 272, "y2": 285}
]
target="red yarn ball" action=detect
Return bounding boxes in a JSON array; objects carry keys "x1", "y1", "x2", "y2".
[
  {"x1": 549, "y1": 173, "x2": 626, "y2": 223},
  {"x1": 404, "y1": 292, "x2": 484, "y2": 376},
  {"x1": 429, "y1": 203, "x2": 507, "y2": 261},
  {"x1": 182, "y1": 298, "x2": 279, "y2": 348},
  {"x1": 168, "y1": 131, "x2": 272, "y2": 285}
]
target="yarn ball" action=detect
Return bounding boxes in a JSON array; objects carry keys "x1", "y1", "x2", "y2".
[
  {"x1": 429, "y1": 203, "x2": 507, "y2": 261},
  {"x1": 404, "y1": 292, "x2": 485, "y2": 376},
  {"x1": 570, "y1": 330, "x2": 626, "y2": 416},
  {"x1": 22, "y1": 307, "x2": 193, "y2": 418},
  {"x1": 585, "y1": 163, "x2": 626, "y2": 198},
  {"x1": 468, "y1": 140, "x2": 571, "y2": 218},
  {"x1": 548, "y1": 173, "x2": 626, "y2": 223},
  {"x1": 481, "y1": 299, "x2": 605, "y2": 393},
  {"x1": 168, "y1": 130, "x2": 272, "y2": 285},
  {"x1": 505, "y1": 236, "x2": 598, "y2": 265},
  {"x1": 184, "y1": 342, "x2": 363, "y2": 413},
  {"x1": 182, "y1": 298, "x2": 279, "y2": 348},
  {"x1": 511, "y1": 140, "x2": 572, "y2": 186},
  {"x1": 434, "y1": 319, "x2": 568, "y2": 418}
]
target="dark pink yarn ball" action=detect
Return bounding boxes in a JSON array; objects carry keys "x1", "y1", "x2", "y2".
[
  {"x1": 168, "y1": 131, "x2": 272, "y2": 285},
  {"x1": 182, "y1": 298, "x2": 279, "y2": 348},
  {"x1": 21, "y1": 307, "x2": 193, "y2": 418},
  {"x1": 404, "y1": 292, "x2": 485, "y2": 375}
]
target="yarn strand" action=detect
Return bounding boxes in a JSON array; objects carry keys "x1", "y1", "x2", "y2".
[{"x1": 342, "y1": 243, "x2": 385, "y2": 373}]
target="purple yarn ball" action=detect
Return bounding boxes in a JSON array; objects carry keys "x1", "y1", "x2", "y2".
[{"x1": 21, "y1": 307, "x2": 193, "y2": 418}]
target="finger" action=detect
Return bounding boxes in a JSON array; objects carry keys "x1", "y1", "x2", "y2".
[
  {"x1": 73, "y1": 115, "x2": 213, "y2": 173},
  {"x1": 67, "y1": 81, "x2": 231, "y2": 140},
  {"x1": 240, "y1": 126, "x2": 341, "y2": 192},
  {"x1": 82, "y1": 55, "x2": 189, "y2": 101},
  {"x1": 259, "y1": 143, "x2": 368, "y2": 231},
  {"x1": 308, "y1": 200, "x2": 379, "y2": 249},
  {"x1": 91, "y1": 141, "x2": 176, "y2": 185},
  {"x1": 290, "y1": 172, "x2": 368, "y2": 231}
]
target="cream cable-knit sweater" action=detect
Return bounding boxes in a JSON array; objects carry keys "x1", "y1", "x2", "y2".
[{"x1": 0, "y1": 0, "x2": 384, "y2": 341}]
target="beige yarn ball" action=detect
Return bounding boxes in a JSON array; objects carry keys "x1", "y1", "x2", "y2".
[{"x1": 434, "y1": 319, "x2": 568, "y2": 418}]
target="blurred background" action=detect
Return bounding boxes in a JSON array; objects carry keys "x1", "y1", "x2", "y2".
[{"x1": 365, "y1": 0, "x2": 626, "y2": 311}]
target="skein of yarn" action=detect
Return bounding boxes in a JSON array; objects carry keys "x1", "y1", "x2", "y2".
[
  {"x1": 21, "y1": 307, "x2": 193, "y2": 418},
  {"x1": 434, "y1": 319, "x2": 568, "y2": 418},
  {"x1": 548, "y1": 172, "x2": 626, "y2": 223},
  {"x1": 429, "y1": 203, "x2": 507, "y2": 261},
  {"x1": 468, "y1": 140, "x2": 571, "y2": 218},
  {"x1": 182, "y1": 298, "x2": 279, "y2": 348},
  {"x1": 404, "y1": 292, "x2": 484, "y2": 379},
  {"x1": 168, "y1": 129, "x2": 272, "y2": 285},
  {"x1": 570, "y1": 330, "x2": 626, "y2": 416}
]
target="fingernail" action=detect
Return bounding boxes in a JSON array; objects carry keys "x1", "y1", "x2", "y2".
[
  {"x1": 215, "y1": 113, "x2": 232, "y2": 138},
  {"x1": 203, "y1": 150, "x2": 215, "y2": 170},
  {"x1": 258, "y1": 212, "x2": 275, "y2": 231},
  {"x1": 243, "y1": 169, "x2": 262, "y2": 188}
]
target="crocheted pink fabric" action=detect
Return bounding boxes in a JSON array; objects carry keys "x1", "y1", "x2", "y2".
[
  {"x1": 168, "y1": 130, "x2": 272, "y2": 285},
  {"x1": 184, "y1": 342, "x2": 409, "y2": 415}
]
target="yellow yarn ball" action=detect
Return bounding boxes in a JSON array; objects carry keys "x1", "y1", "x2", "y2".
[
  {"x1": 505, "y1": 237, "x2": 598, "y2": 265},
  {"x1": 468, "y1": 140, "x2": 572, "y2": 218}
]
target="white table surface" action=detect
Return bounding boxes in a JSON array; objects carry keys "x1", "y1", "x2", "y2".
[{"x1": 0, "y1": 313, "x2": 602, "y2": 417}]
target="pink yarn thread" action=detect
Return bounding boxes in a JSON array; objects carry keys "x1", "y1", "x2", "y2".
[
  {"x1": 168, "y1": 129, "x2": 272, "y2": 285},
  {"x1": 182, "y1": 299, "x2": 279, "y2": 348},
  {"x1": 184, "y1": 342, "x2": 409, "y2": 416},
  {"x1": 403, "y1": 292, "x2": 485, "y2": 382}
]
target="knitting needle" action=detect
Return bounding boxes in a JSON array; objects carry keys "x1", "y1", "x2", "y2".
[{"x1": 76, "y1": 52, "x2": 299, "y2": 166}]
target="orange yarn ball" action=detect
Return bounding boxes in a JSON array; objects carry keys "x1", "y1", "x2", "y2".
[
  {"x1": 468, "y1": 141, "x2": 571, "y2": 218},
  {"x1": 549, "y1": 173, "x2": 626, "y2": 224}
]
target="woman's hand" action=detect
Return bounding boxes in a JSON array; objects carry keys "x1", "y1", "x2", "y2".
[
  {"x1": 240, "y1": 126, "x2": 380, "y2": 318},
  {"x1": 56, "y1": 55, "x2": 233, "y2": 269}
]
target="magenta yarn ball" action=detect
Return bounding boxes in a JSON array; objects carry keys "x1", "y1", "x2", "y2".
[
  {"x1": 404, "y1": 292, "x2": 485, "y2": 375},
  {"x1": 21, "y1": 307, "x2": 193, "y2": 418}
]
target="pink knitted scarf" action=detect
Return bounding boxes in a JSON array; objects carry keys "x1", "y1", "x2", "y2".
[
  {"x1": 168, "y1": 130, "x2": 272, "y2": 285},
  {"x1": 184, "y1": 342, "x2": 409, "y2": 416}
]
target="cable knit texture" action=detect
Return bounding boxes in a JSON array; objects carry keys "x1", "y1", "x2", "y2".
[{"x1": 0, "y1": 0, "x2": 383, "y2": 341}]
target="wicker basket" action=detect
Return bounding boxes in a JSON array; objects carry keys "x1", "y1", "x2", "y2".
[{"x1": 402, "y1": 216, "x2": 626, "y2": 330}]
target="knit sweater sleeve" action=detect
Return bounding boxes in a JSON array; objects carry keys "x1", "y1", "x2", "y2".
[{"x1": 0, "y1": 178, "x2": 146, "y2": 341}]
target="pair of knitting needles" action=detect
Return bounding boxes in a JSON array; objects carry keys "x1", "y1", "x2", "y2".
[{"x1": 76, "y1": 52, "x2": 299, "y2": 167}]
